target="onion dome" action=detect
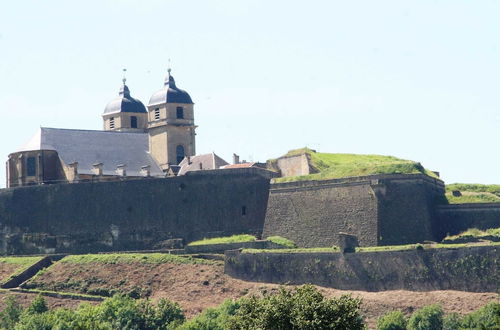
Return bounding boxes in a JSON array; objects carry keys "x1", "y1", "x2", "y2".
[
  {"x1": 148, "y1": 70, "x2": 193, "y2": 106},
  {"x1": 103, "y1": 80, "x2": 147, "y2": 115}
]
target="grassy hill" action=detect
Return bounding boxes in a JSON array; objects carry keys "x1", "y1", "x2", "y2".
[
  {"x1": 272, "y1": 148, "x2": 438, "y2": 183},
  {"x1": 445, "y1": 183, "x2": 500, "y2": 204}
]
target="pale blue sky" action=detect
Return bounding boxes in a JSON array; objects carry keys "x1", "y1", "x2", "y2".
[{"x1": 0, "y1": 0, "x2": 498, "y2": 187}]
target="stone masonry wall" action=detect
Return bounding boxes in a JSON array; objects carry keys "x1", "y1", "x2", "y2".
[
  {"x1": 225, "y1": 245, "x2": 499, "y2": 292},
  {"x1": 0, "y1": 168, "x2": 270, "y2": 255},
  {"x1": 263, "y1": 179, "x2": 379, "y2": 247},
  {"x1": 435, "y1": 203, "x2": 500, "y2": 238},
  {"x1": 263, "y1": 174, "x2": 445, "y2": 247}
]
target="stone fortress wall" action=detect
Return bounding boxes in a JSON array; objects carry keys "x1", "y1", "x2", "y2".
[
  {"x1": 0, "y1": 168, "x2": 499, "y2": 255},
  {"x1": 263, "y1": 174, "x2": 445, "y2": 247},
  {"x1": 0, "y1": 168, "x2": 271, "y2": 255}
]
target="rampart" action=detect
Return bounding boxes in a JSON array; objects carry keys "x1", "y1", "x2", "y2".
[
  {"x1": 263, "y1": 174, "x2": 445, "y2": 247},
  {"x1": 224, "y1": 245, "x2": 499, "y2": 292},
  {"x1": 435, "y1": 203, "x2": 500, "y2": 237},
  {"x1": 0, "y1": 168, "x2": 271, "y2": 255}
]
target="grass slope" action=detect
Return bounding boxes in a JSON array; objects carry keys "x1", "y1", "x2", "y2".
[
  {"x1": 0, "y1": 256, "x2": 43, "y2": 283},
  {"x1": 187, "y1": 235, "x2": 256, "y2": 246},
  {"x1": 445, "y1": 183, "x2": 500, "y2": 204},
  {"x1": 60, "y1": 253, "x2": 213, "y2": 265},
  {"x1": 273, "y1": 148, "x2": 437, "y2": 183}
]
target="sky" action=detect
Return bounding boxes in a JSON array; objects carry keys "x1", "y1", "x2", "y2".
[{"x1": 0, "y1": 0, "x2": 499, "y2": 187}]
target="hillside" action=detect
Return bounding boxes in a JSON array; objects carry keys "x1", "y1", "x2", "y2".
[
  {"x1": 6, "y1": 253, "x2": 496, "y2": 329},
  {"x1": 272, "y1": 148, "x2": 438, "y2": 182},
  {"x1": 445, "y1": 183, "x2": 500, "y2": 204}
]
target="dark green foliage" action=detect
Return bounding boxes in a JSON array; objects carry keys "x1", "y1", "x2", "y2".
[
  {"x1": 177, "y1": 299, "x2": 241, "y2": 330},
  {"x1": 227, "y1": 284, "x2": 365, "y2": 330},
  {"x1": 0, "y1": 296, "x2": 22, "y2": 329},
  {"x1": 407, "y1": 304, "x2": 444, "y2": 330},
  {"x1": 443, "y1": 313, "x2": 462, "y2": 330},
  {"x1": 26, "y1": 295, "x2": 48, "y2": 314},
  {"x1": 376, "y1": 310, "x2": 407, "y2": 330},
  {"x1": 460, "y1": 302, "x2": 500, "y2": 330}
]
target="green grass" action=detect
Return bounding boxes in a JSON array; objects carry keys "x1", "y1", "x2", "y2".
[
  {"x1": 243, "y1": 247, "x2": 339, "y2": 253},
  {"x1": 445, "y1": 183, "x2": 500, "y2": 204},
  {"x1": 60, "y1": 253, "x2": 214, "y2": 265},
  {"x1": 242, "y1": 242, "x2": 500, "y2": 254},
  {"x1": 445, "y1": 228, "x2": 500, "y2": 241},
  {"x1": 187, "y1": 234, "x2": 257, "y2": 246},
  {"x1": 273, "y1": 148, "x2": 438, "y2": 183},
  {"x1": 0, "y1": 256, "x2": 44, "y2": 283},
  {"x1": 266, "y1": 236, "x2": 297, "y2": 248}
]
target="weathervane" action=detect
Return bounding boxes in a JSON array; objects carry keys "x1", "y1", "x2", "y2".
[{"x1": 167, "y1": 59, "x2": 172, "y2": 76}]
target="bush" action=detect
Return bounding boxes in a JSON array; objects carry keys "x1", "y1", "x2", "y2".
[
  {"x1": 443, "y1": 312, "x2": 462, "y2": 330},
  {"x1": 377, "y1": 310, "x2": 407, "y2": 330},
  {"x1": 408, "y1": 304, "x2": 444, "y2": 330},
  {"x1": 460, "y1": 302, "x2": 500, "y2": 330},
  {"x1": 26, "y1": 295, "x2": 48, "y2": 314},
  {"x1": 0, "y1": 296, "x2": 22, "y2": 329},
  {"x1": 227, "y1": 284, "x2": 365, "y2": 330},
  {"x1": 177, "y1": 299, "x2": 240, "y2": 330}
]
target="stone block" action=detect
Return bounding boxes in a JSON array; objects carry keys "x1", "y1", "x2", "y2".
[{"x1": 338, "y1": 232, "x2": 359, "y2": 253}]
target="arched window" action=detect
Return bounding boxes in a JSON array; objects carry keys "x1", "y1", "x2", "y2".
[
  {"x1": 176, "y1": 145, "x2": 185, "y2": 164},
  {"x1": 130, "y1": 116, "x2": 137, "y2": 128}
]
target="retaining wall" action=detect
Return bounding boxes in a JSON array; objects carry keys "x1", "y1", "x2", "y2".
[
  {"x1": 225, "y1": 245, "x2": 499, "y2": 292},
  {"x1": 0, "y1": 168, "x2": 270, "y2": 255}
]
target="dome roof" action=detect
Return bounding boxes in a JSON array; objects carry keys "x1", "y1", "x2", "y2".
[
  {"x1": 148, "y1": 73, "x2": 193, "y2": 106},
  {"x1": 103, "y1": 83, "x2": 147, "y2": 115}
]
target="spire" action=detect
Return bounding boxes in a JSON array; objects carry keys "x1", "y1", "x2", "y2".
[{"x1": 119, "y1": 68, "x2": 130, "y2": 96}]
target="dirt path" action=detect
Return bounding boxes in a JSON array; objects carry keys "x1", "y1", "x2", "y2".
[{"x1": 20, "y1": 260, "x2": 498, "y2": 328}]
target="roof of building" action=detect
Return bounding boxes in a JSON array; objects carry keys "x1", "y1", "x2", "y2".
[
  {"x1": 148, "y1": 73, "x2": 193, "y2": 106},
  {"x1": 177, "y1": 153, "x2": 228, "y2": 175},
  {"x1": 221, "y1": 162, "x2": 257, "y2": 169},
  {"x1": 15, "y1": 127, "x2": 163, "y2": 177},
  {"x1": 103, "y1": 83, "x2": 147, "y2": 115}
]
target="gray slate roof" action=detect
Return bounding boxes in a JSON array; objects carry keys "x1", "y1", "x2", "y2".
[
  {"x1": 149, "y1": 74, "x2": 193, "y2": 106},
  {"x1": 103, "y1": 84, "x2": 147, "y2": 115},
  {"x1": 177, "y1": 153, "x2": 228, "y2": 175},
  {"x1": 17, "y1": 127, "x2": 163, "y2": 177}
]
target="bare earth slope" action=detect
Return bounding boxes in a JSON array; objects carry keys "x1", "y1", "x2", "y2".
[{"x1": 21, "y1": 259, "x2": 498, "y2": 329}]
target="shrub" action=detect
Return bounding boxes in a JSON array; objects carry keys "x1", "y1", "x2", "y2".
[
  {"x1": 227, "y1": 284, "x2": 365, "y2": 330},
  {"x1": 443, "y1": 312, "x2": 462, "y2": 330},
  {"x1": 0, "y1": 296, "x2": 22, "y2": 329},
  {"x1": 26, "y1": 295, "x2": 48, "y2": 314},
  {"x1": 460, "y1": 302, "x2": 500, "y2": 330},
  {"x1": 377, "y1": 310, "x2": 407, "y2": 330},
  {"x1": 408, "y1": 304, "x2": 443, "y2": 330},
  {"x1": 177, "y1": 299, "x2": 240, "y2": 330}
]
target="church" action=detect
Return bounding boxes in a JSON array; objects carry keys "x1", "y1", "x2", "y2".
[{"x1": 6, "y1": 69, "x2": 230, "y2": 187}]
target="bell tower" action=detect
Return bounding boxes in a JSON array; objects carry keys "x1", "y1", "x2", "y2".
[{"x1": 147, "y1": 68, "x2": 196, "y2": 170}]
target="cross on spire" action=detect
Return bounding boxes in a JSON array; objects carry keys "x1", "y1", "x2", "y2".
[{"x1": 122, "y1": 68, "x2": 127, "y2": 85}]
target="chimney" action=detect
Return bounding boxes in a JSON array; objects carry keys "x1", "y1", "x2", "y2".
[
  {"x1": 92, "y1": 163, "x2": 103, "y2": 176},
  {"x1": 187, "y1": 156, "x2": 192, "y2": 165},
  {"x1": 116, "y1": 164, "x2": 126, "y2": 177},
  {"x1": 140, "y1": 165, "x2": 151, "y2": 177},
  {"x1": 68, "y1": 162, "x2": 79, "y2": 183},
  {"x1": 233, "y1": 153, "x2": 240, "y2": 165}
]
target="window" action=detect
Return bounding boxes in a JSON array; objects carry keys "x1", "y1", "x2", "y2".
[
  {"x1": 130, "y1": 116, "x2": 137, "y2": 128},
  {"x1": 27, "y1": 157, "x2": 36, "y2": 176},
  {"x1": 109, "y1": 117, "x2": 115, "y2": 129},
  {"x1": 176, "y1": 145, "x2": 185, "y2": 164},
  {"x1": 154, "y1": 108, "x2": 160, "y2": 120},
  {"x1": 176, "y1": 106, "x2": 184, "y2": 119},
  {"x1": 241, "y1": 206, "x2": 247, "y2": 216}
]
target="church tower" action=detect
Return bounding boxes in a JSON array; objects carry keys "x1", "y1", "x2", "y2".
[
  {"x1": 102, "y1": 77, "x2": 148, "y2": 132},
  {"x1": 147, "y1": 69, "x2": 196, "y2": 170}
]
